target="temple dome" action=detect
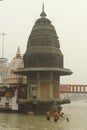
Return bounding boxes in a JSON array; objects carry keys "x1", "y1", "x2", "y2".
[
  {"x1": 6, "y1": 47, "x2": 24, "y2": 84},
  {"x1": 15, "y1": 5, "x2": 72, "y2": 76},
  {"x1": 24, "y1": 8, "x2": 63, "y2": 68}
]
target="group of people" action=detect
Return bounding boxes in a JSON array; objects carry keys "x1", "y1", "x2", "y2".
[{"x1": 46, "y1": 111, "x2": 69, "y2": 122}]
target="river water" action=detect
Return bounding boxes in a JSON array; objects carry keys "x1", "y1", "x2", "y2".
[{"x1": 0, "y1": 100, "x2": 87, "y2": 130}]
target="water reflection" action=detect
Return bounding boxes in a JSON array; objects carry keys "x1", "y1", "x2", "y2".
[{"x1": 0, "y1": 100, "x2": 87, "y2": 130}]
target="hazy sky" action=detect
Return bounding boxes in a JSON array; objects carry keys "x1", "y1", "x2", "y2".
[{"x1": 0, "y1": 0, "x2": 87, "y2": 84}]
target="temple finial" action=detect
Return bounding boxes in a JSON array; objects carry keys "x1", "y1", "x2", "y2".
[
  {"x1": 40, "y1": 3, "x2": 47, "y2": 18},
  {"x1": 42, "y1": 3, "x2": 44, "y2": 12},
  {"x1": 16, "y1": 46, "x2": 21, "y2": 58}
]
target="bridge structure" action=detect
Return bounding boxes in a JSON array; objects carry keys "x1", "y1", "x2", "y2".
[{"x1": 60, "y1": 84, "x2": 87, "y2": 100}]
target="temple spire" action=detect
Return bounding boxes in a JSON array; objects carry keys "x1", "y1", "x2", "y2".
[
  {"x1": 40, "y1": 3, "x2": 47, "y2": 18},
  {"x1": 42, "y1": 3, "x2": 44, "y2": 12},
  {"x1": 16, "y1": 46, "x2": 21, "y2": 58}
]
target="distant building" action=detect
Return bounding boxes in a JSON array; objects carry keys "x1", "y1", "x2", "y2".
[
  {"x1": 0, "y1": 58, "x2": 8, "y2": 85},
  {"x1": 5, "y1": 46, "x2": 27, "y2": 88},
  {"x1": 0, "y1": 47, "x2": 27, "y2": 111},
  {"x1": 60, "y1": 84, "x2": 87, "y2": 100}
]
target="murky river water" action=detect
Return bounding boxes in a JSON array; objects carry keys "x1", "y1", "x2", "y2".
[{"x1": 0, "y1": 100, "x2": 87, "y2": 130}]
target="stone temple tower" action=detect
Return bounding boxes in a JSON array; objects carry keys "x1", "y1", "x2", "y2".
[{"x1": 15, "y1": 4, "x2": 72, "y2": 114}]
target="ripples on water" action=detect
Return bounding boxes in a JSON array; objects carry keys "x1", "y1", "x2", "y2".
[{"x1": 0, "y1": 100, "x2": 87, "y2": 130}]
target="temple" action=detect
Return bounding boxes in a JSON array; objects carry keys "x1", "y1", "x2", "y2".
[{"x1": 15, "y1": 4, "x2": 72, "y2": 114}]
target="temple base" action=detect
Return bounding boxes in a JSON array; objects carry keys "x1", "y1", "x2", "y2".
[{"x1": 17, "y1": 99, "x2": 70, "y2": 114}]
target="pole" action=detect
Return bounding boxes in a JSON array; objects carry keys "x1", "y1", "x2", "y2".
[
  {"x1": 0, "y1": 33, "x2": 6, "y2": 85},
  {"x1": 0, "y1": 32, "x2": 6, "y2": 58}
]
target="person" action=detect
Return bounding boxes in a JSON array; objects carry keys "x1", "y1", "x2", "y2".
[
  {"x1": 53, "y1": 111, "x2": 60, "y2": 122},
  {"x1": 46, "y1": 111, "x2": 51, "y2": 121},
  {"x1": 5, "y1": 89, "x2": 11, "y2": 101},
  {"x1": 60, "y1": 112, "x2": 69, "y2": 121},
  {"x1": 14, "y1": 88, "x2": 18, "y2": 97},
  {"x1": 60, "y1": 112, "x2": 64, "y2": 118}
]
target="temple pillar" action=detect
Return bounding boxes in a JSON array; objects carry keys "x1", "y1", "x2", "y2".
[
  {"x1": 49, "y1": 72, "x2": 53, "y2": 98},
  {"x1": 37, "y1": 72, "x2": 40, "y2": 98},
  {"x1": 27, "y1": 77, "x2": 30, "y2": 99}
]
